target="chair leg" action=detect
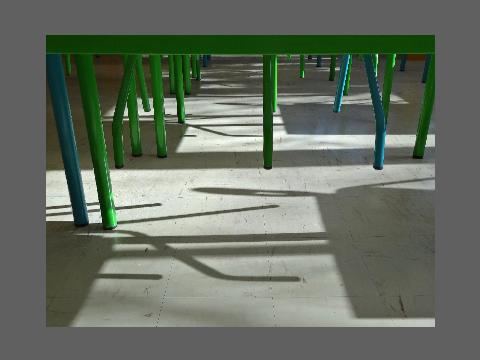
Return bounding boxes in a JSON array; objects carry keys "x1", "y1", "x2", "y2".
[
  {"x1": 168, "y1": 55, "x2": 176, "y2": 94},
  {"x1": 46, "y1": 54, "x2": 88, "y2": 227},
  {"x1": 399, "y1": 54, "x2": 407, "y2": 71},
  {"x1": 343, "y1": 55, "x2": 352, "y2": 95},
  {"x1": 74, "y1": 54, "x2": 117, "y2": 230},
  {"x1": 123, "y1": 55, "x2": 142, "y2": 157},
  {"x1": 64, "y1": 54, "x2": 72, "y2": 76},
  {"x1": 363, "y1": 54, "x2": 387, "y2": 170},
  {"x1": 149, "y1": 55, "x2": 168, "y2": 158},
  {"x1": 272, "y1": 55, "x2": 277, "y2": 111},
  {"x1": 373, "y1": 53, "x2": 379, "y2": 76},
  {"x1": 413, "y1": 54, "x2": 435, "y2": 159},
  {"x1": 422, "y1": 54, "x2": 432, "y2": 83},
  {"x1": 382, "y1": 54, "x2": 396, "y2": 122},
  {"x1": 329, "y1": 56, "x2": 336, "y2": 81},
  {"x1": 135, "y1": 56, "x2": 151, "y2": 112},
  {"x1": 263, "y1": 55, "x2": 273, "y2": 170},
  {"x1": 182, "y1": 55, "x2": 192, "y2": 95},
  {"x1": 299, "y1": 54, "x2": 305, "y2": 78},
  {"x1": 174, "y1": 55, "x2": 186, "y2": 123},
  {"x1": 333, "y1": 54, "x2": 351, "y2": 113},
  {"x1": 195, "y1": 55, "x2": 201, "y2": 80},
  {"x1": 191, "y1": 54, "x2": 198, "y2": 80},
  {"x1": 112, "y1": 55, "x2": 136, "y2": 168}
]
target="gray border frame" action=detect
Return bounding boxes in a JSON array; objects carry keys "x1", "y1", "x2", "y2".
[{"x1": 2, "y1": 0, "x2": 478, "y2": 358}]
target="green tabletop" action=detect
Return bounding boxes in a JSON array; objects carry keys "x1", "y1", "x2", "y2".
[{"x1": 46, "y1": 35, "x2": 434, "y2": 54}]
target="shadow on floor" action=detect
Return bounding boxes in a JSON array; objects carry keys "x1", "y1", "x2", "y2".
[{"x1": 47, "y1": 178, "x2": 434, "y2": 326}]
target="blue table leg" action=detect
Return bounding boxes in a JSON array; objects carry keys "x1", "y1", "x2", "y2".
[
  {"x1": 333, "y1": 54, "x2": 351, "y2": 113},
  {"x1": 399, "y1": 54, "x2": 407, "y2": 71},
  {"x1": 316, "y1": 55, "x2": 322, "y2": 67},
  {"x1": 202, "y1": 55, "x2": 208, "y2": 67},
  {"x1": 422, "y1": 54, "x2": 431, "y2": 83},
  {"x1": 363, "y1": 54, "x2": 387, "y2": 170},
  {"x1": 46, "y1": 54, "x2": 89, "y2": 226}
]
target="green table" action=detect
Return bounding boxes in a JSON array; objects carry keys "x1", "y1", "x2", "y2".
[{"x1": 46, "y1": 35, "x2": 435, "y2": 230}]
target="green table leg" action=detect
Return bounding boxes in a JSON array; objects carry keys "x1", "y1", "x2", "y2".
[
  {"x1": 182, "y1": 55, "x2": 192, "y2": 95},
  {"x1": 329, "y1": 56, "x2": 336, "y2": 81},
  {"x1": 373, "y1": 53, "x2": 379, "y2": 76},
  {"x1": 64, "y1": 54, "x2": 72, "y2": 76},
  {"x1": 174, "y1": 55, "x2": 186, "y2": 123},
  {"x1": 272, "y1": 55, "x2": 278, "y2": 111},
  {"x1": 413, "y1": 54, "x2": 435, "y2": 159},
  {"x1": 343, "y1": 55, "x2": 352, "y2": 95},
  {"x1": 123, "y1": 55, "x2": 142, "y2": 157},
  {"x1": 263, "y1": 55, "x2": 273, "y2": 170},
  {"x1": 135, "y1": 55, "x2": 151, "y2": 112},
  {"x1": 299, "y1": 54, "x2": 305, "y2": 78},
  {"x1": 112, "y1": 55, "x2": 136, "y2": 168},
  {"x1": 149, "y1": 55, "x2": 168, "y2": 158},
  {"x1": 74, "y1": 54, "x2": 117, "y2": 230},
  {"x1": 382, "y1": 54, "x2": 396, "y2": 121},
  {"x1": 168, "y1": 55, "x2": 176, "y2": 94}
]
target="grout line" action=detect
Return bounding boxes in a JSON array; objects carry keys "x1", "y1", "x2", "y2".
[{"x1": 153, "y1": 245, "x2": 176, "y2": 327}]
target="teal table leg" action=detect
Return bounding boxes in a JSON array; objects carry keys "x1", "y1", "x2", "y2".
[
  {"x1": 64, "y1": 54, "x2": 72, "y2": 76},
  {"x1": 195, "y1": 55, "x2": 201, "y2": 80},
  {"x1": 183, "y1": 55, "x2": 192, "y2": 95},
  {"x1": 299, "y1": 55, "x2": 305, "y2": 78},
  {"x1": 343, "y1": 55, "x2": 352, "y2": 95},
  {"x1": 123, "y1": 56, "x2": 142, "y2": 157},
  {"x1": 333, "y1": 54, "x2": 351, "y2": 113},
  {"x1": 422, "y1": 54, "x2": 431, "y2": 83},
  {"x1": 149, "y1": 55, "x2": 168, "y2": 158},
  {"x1": 174, "y1": 55, "x2": 186, "y2": 123},
  {"x1": 329, "y1": 56, "x2": 336, "y2": 81},
  {"x1": 373, "y1": 53, "x2": 379, "y2": 76},
  {"x1": 112, "y1": 55, "x2": 136, "y2": 168},
  {"x1": 382, "y1": 54, "x2": 396, "y2": 122},
  {"x1": 46, "y1": 54, "x2": 88, "y2": 227},
  {"x1": 168, "y1": 55, "x2": 176, "y2": 94},
  {"x1": 272, "y1": 55, "x2": 278, "y2": 111},
  {"x1": 135, "y1": 55, "x2": 151, "y2": 112},
  {"x1": 413, "y1": 54, "x2": 435, "y2": 159},
  {"x1": 363, "y1": 54, "x2": 387, "y2": 170},
  {"x1": 263, "y1": 55, "x2": 273, "y2": 170},
  {"x1": 74, "y1": 54, "x2": 117, "y2": 230},
  {"x1": 316, "y1": 55, "x2": 322, "y2": 67}
]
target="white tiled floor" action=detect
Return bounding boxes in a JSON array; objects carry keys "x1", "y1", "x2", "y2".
[{"x1": 46, "y1": 56, "x2": 435, "y2": 326}]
